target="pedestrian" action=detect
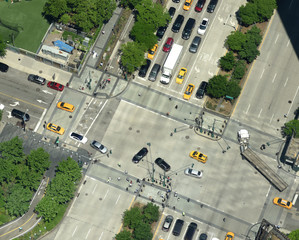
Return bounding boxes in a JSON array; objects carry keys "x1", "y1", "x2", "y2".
[
  {"x1": 44, "y1": 121, "x2": 47, "y2": 125},
  {"x1": 277, "y1": 119, "x2": 280, "y2": 122},
  {"x1": 177, "y1": 197, "x2": 180, "y2": 201},
  {"x1": 182, "y1": 212, "x2": 185, "y2": 216},
  {"x1": 117, "y1": 177, "x2": 121, "y2": 181},
  {"x1": 284, "y1": 114, "x2": 287, "y2": 118},
  {"x1": 223, "y1": 218, "x2": 226, "y2": 222},
  {"x1": 175, "y1": 105, "x2": 178, "y2": 109},
  {"x1": 138, "y1": 93, "x2": 141, "y2": 97},
  {"x1": 126, "y1": 177, "x2": 129, "y2": 182},
  {"x1": 102, "y1": 30, "x2": 105, "y2": 34},
  {"x1": 100, "y1": 62, "x2": 103, "y2": 66}
]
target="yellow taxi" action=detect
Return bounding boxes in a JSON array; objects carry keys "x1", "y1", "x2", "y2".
[
  {"x1": 148, "y1": 44, "x2": 158, "y2": 60},
  {"x1": 183, "y1": 84, "x2": 195, "y2": 100},
  {"x1": 57, "y1": 102, "x2": 75, "y2": 112},
  {"x1": 273, "y1": 197, "x2": 292, "y2": 209},
  {"x1": 183, "y1": 0, "x2": 193, "y2": 11},
  {"x1": 46, "y1": 123, "x2": 65, "y2": 135},
  {"x1": 189, "y1": 151, "x2": 207, "y2": 163},
  {"x1": 225, "y1": 232, "x2": 234, "y2": 240},
  {"x1": 176, "y1": 67, "x2": 187, "y2": 84}
]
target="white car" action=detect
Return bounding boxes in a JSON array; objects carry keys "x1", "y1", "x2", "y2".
[
  {"x1": 69, "y1": 132, "x2": 88, "y2": 144},
  {"x1": 90, "y1": 140, "x2": 108, "y2": 154},
  {"x1": 197, "y1": 18, "x2": 209, "y2": 35},
  {"x1": 184, "y1": 168, "x2": 203, "y2": 178}
]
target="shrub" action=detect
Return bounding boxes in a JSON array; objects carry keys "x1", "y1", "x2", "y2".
[{"x1": 219, "y1": 51, "x2": 236, "y2": 72}]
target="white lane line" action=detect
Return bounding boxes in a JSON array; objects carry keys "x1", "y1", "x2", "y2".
[
  {"x1": 287, "y1": 85, "x2": 299, "y2": 115},
  {"x1": 85, "y1": 228, "x2": 91, "y2": 239},
  {"x1": 103, "y1": 189, "x2": 109, "y2": 200},
  {"x1": 115, "y1": 194, "x2": 121, "y2": 205},
  {"x1": 98, "y1": 232, "x2": 104, "y2": 240},
  {"x1": 92, "y1": 184, "x2": 97, "y2": 194},
  {"x1": 272, "y1": 73, "x2": 277, "y2": 83},
  {"x1": 286, "y1": 39, "x2": 290, "y2": 47},
  {"x1": 275, "y1": 34, "x2": 279, "y2": 44},
  {"x1": 284, "y1": 77, "x2": 288, "y2": 87},
  {"x1": 245, "y1": 104, "x2": 250, "y2": 114},
  {"x1": 72, "y1": 226, "x2": 77, "y2": 237},
  {"x1": 266, "y1": 186, "x2": 271, "y2": 197},
  {"x1": 34, "y1": 108, "x2": 47, "y2": 132},
  {"x1": 260, "y1": 69, "x2": 265, "y2": 79},
  {"x1": 258, "y1": 108, "x2": 263, "y2": 118},
  {"x1": 270, "y1": 114, "x2": 274, "y2": 123}
]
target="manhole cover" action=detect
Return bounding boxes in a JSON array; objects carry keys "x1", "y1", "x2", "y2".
[
  {"x1": 185, "y1": 136, "x2": 189, "y2": 139},
  {"x1": 39, "y1": 70, "x2": 43, "y2": 74},
  {"x1": 85, "y1": 193, "x2": 88, "y2": 196},
  {"x1": 99, "y1": 198, "x2": 102, "y2": 201},
  {"x1": 129, "y1": 127, "x2": 132, "y2": 130},
  {"x1": 69, "y1": 115, "x2": 72, "y2": 118},
  {"x1": 36, "y1": 88, "x2": 40, "y2": 92},
  {"x1": 136, "y1": 130, "x2": 140, "y2": 133}
]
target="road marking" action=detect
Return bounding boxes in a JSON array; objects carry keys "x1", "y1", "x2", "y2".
[
  {"x1": 72, "y1": 226, "x2": 77, "y2": 237},
  {"x1": 272, "y1": 73, "x2": 277, "y2": 83},
  {"x1": 286, "y1": 39, "x2": 290, "y2": 47},
  {"x1": 287, "y1": 85, "x2": 299, "y2": 115},
  {"x1": 117, "y1": 195, "x2": 136, "y2": 234},
  {"x1": 284, "y1": 77, "x2": 288, "y2": 87},
  {"x1": 258, "y1": 108, "x2": 263, "y2": 118},
  {"x1": 103, "y1": 189, "x2": 109, "y2": 200},
  {"x1": 152, "y1": 213, "x2": 165, "y2": 240},
  {"x1": 85, "y1": 228, "x2": 91, "y2": 239},
  {"x1": 245, "y1": 104, "x2": 250, "y2": 114},
  {"x1": 9, "y1": 101, "x2": 19, "y2": 107},
  {"x1": 42, "y1": 90, "x2": 53, "y2": 95},
  {"x1": 275, "y1": 34, "x2": 279, "y2": 44},
  {"x1": 34, "y1": 108, "x2": 47, "y2": 132},
  {"x1": 115, "y1": 194, "x2": 121, "y2": 205},
  {"x1": 37, "y1": 99, "x2": 47, "y2": 104},
  {"x1": 98, "y1": 232, "x2": 104, "y2": 240},
  {"x1": 0, "y1": 213, "x2": 34, "y2": 237},
  {"x1": 92, "y1": 184, "x2": 97, "y2": 194},
  {"x1": 270, "y1": 114, "x2": 274, "y2": 123},
  {"x1": 259, "y1": 69, "x2": 265, "y2": 79},
  {"x1": 6, "y1": 110, "x2": 12, "y2": 118},
  {"x1": 266, "y1": 186, "x2": 271, "y2": 197}
]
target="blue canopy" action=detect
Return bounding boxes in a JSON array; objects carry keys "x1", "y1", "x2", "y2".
[{"x1": 53, "y1": 40, "x2": 74, "y2": 53}]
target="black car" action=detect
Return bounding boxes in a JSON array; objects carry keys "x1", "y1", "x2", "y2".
[
  {"x1": 182, "y1": 18, "x2": 196, "y2": 40},
  {"x1": 207, "y1": 0, "x2": 218, "y2": 13},
  {"x1": 199, "y1": 233, "x2": 208, "y2": 240},
  {"x1": 184, "y1": 222, "x2": 197, "y2": 240},
  {"x1": 195, "y1": 81, "x2": 208, "y2": 99},
  {"x1": 155, "y1": 158, "x2": 171, "y2": 172},
  {"x1": 138, "y1": 59, "x2": 151, "y2": 77},
  {"x1": 172, "y1": 0, "x2": 180, "y2": 3},
  {"x1": 156, "y1": 26, "x2": 167, "y2": 41},
  {"x1": 168, "y1": 7, "x2": 176, "y2": 19},
  {"x1": 172, "y1": 219, "x2": 184, "y2": 236},
  {"x1": 162, "y1": 215, "x2": 173, "y2": 232},
  {"x1": 132, "y1": 147, "x2": 148, "y2": 163},
  {"x1": 172, "y1": 15, "x2": 184, "y2": 33},
  {"x1": 11, "y1": 109, "x2": 30, "y2": 122},
  {"x1": 28, "y1": 74, "x2": 46, "y2": 85},
  {"x1": 189, "y1": 36, "x2": 201, "y2": 53},
  {"x1": 0, "y1": 62, "x2": 9, "y2": 72}
]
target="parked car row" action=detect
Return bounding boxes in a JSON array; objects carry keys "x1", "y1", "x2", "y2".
[{"x1": 173, "y1": 0, "x2": 218, "y2": 14}]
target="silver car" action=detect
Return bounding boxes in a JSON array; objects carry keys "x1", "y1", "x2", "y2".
[
  {"x1": 184, "y1": 168, "x2": 203, "y2": 178},
  {"x1": 90, "y1": 140, "x2": 108, "y2": 154}
]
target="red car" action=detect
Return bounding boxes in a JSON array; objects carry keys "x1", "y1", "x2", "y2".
[
  {"x1": 163, "y1": 37, "x2": 174, "y2": 52},
  {"x1": 47, "y1": 81, "x2": 64, "y2": 91},
  {"x1": 195, "y1": 0, "x2": 206, "y2": 12}
]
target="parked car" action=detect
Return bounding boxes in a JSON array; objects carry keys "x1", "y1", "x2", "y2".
[
  {"x1": 46, "y1": 123, "x2": 65, "y2": 135},
  {"x1": 156, "y1": 26, "x2": 167, "y2": 41},
  {"x1": 225, "y1": 232, "x2": 235, "y2": 240},
  {"x1": 273, "y1": 197, "x2": 292, "y2": 209},
  {"x1": 172, "y1": 15, "x2": 184, "y2": 33},
  {"x1": 183, "y1": 84, "x2": 195, "y2": 100},
  {"x1": 28, "y1": 74, "x2": 46, "y2": 85},
  {"x1": 148, "y1": 64, "x2": 161, "y2": 82},
  {"x1": 189, "y1": 151, "x2": 207, "y2": 163},
  {"x1": 155, "y1": 158, "x2": 171, "y2": 171},
  {"x1": 173, "y1": 0, "x2": 180, "y2": 3},
  {"x1": 69, "y1": 132, "x2": 88, "y2": 144},
  {"x1": 0, "y1": 62, "x2": 9, "y2": 72},
  {"x1": 162, "y1": 215, "x2": 173, "y2": 232},
  {"x1": 185, "y1": 168, "x2": 203, "y2": 178},
  {"x1": 195, "y1": 81, "x2": 208, "y2": 99},
  {"x1": 197, "y1": 18, "x2": 209, "y2": 35},
  {"x1": 132, "y1": 147, "x2": 148, "y2": 163},
  {"x1": 172, "y1": 219, "x2": 184, "y2": 236},
  {"x1": 90, "y1": 140, "x2": 108, "y2": 154},
  {"x1": 176, "y1": 67, "x2": 187, "y2": 84},
  {"x1": 207, "y1": 0, "x2": 218, "y2": 13},
  {"x1": 195, "y1": 0, "x2": 206, "y2": 12},
  {"x1": 199, "y1": 233, "x2": 208, "y2": 240},
  {"x1": 47, "y1": 81, "x2": 64, "y2": 91},
  {"x1": 148, "y1": 44, "x2": 158, "y2": 60},
  {"x1": 184, "y1": 222, "x2": 197, "y2": 240},
  {"x1": 163, "y1": 37, "x2": 174, "y2": 52},
  {"x1": 11, "y1": 109, "x2": 30, "y2": 122},
  {"x1": 182, "y1": 18, "x2": 196, "y2": 40},
  {"x1": 57, "y1": 102, "x2": 75, "y2": 112},
  {"x1": 169, "y1": 7, "x2": 176, "y2": 19},
  {"x1": 138, "y1": 59, "x2": 151, "y2": 77},
  {"x1": 183, "y1": 0, "x2": 193, "y2": 11},
  {"x1": 189, "y1": 36, "x2": 201, "y2": 53}
]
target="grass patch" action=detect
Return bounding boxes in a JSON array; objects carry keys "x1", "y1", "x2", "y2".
[{"x1": 0, "y1": 0, "x2": 50, "y2": 52}]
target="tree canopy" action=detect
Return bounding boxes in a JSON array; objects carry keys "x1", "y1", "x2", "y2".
[
  {"x1": 207, "y1": 75, "x2": 228, "y2": 98},
  {"x1": 226, "y1": 31, "x2": 247, "y2": 52},
  {"x1": 289, "y1": 229, "x2": 299, "y2": 240},
  {"x1": 115, "y1": 230, "x2": 133, "y2": 240},
  {"x1": 123, "y1": 207, "x2": 143, "y2": 229},
  {"x1": 219, "y1": 51, "x2": 236, "y2": 72},
  {"x1": 0, "y1": 35, "x2": 6, "y2": 57},
  {"x1": 283, "y1": 120, "x2": 299, "y2": 138},
  {"x1": 142, "y1": 202, "x2": 159, "y2": 224}
]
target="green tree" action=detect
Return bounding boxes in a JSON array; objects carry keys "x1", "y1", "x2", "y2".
[
  {"x1": 130, "y1": 21, "x2": 157, "y2": 50},
  {"x1": 246, "y1": 25, "x2": 262, "y2": 47},
  {"x1": 56, "y1": 157, "x2": 81, "y2": 183},
  {"x1": 283, "y1": 120, "x2": 299, "y2": 138},
  {"x1": 17, "y1": 166, "x2": 42, "y2": 191},
  {"x1": 255, "y1": 0, "x2": 277, "y2": 22},
  {"x1": 219, "y1": 51, "x2": 236, "y2": 72},
  {"x1": 123, "y1": 207, "x2": 143, "y2": 229},
  {"x1": 96, "y1": 0, "x2": 116, "y2": 23},
  {"x1": 120, "y1": 42, "x2": 147, "y2": 73},
  {"x1": 59, "y1": 14, "x2": 71, "y2": 24},
  {"x1": 0, "y1": 136, "x2": 24, "y2": 164},
  {"x1": 142, "y1": 202, "x2": 159, "y2": 224},
  {"x1": 207, "y1": 75, "x2": 228, "y2": 98},
  {"x1": 35, "y1": 197, "x2": 59, "y2": 222},
  {"x1": 5, "y1": 184, "x2": 31, "y2": 217},
  {"x1": 0, "y1": 35, "x2": 6, "y2": 57},
  {"x1": 232, "y1": 60, "x2": 246, "y2": 81},
  {"x1": 226, "y1": 81, "x2": 241, "y2": 98},
  {"x1": 115, "y1": 230, "x2": 133, "y2": 240},
  {"x1": 239, "y1": 2, "x2": 258, "y2": 26},
  {"x1": 43, "y1": 0, "x2": 69, "y2": 21},
  {"x1": 133, "y1": 221, "x2": 152, "y2": 240},
  {"x1": 239, "y1": 40, "x2": 260, "y2": 63},
  {"x1": 26, "y1": 148, "x2": 50, "y2": 174},
  {"x1": 226, "y1": 31, "x2": 246, "y2": 52},
  {"x1": 289, "y1": 229, "x2": 299, "y2": 240}
]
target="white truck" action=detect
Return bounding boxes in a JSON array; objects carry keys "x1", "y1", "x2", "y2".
[{"x1": 160, "y1": 44, "x2": 183, "y2": 84}]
